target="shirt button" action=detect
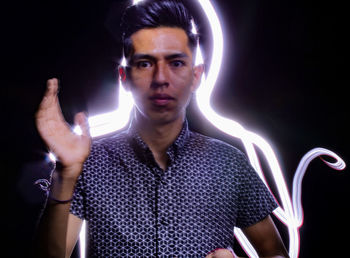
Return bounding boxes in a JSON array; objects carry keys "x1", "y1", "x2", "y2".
[{"x1": 160, "y1": 217, "x2": 168, "y2": 226}]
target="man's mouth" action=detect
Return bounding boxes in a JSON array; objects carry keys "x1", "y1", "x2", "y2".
[{"x1": 149, "y1": 94, "x2": 175, "y2": 106}]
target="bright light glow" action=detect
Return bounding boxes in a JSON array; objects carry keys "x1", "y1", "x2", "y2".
[
  {"x1": 73, "y1": 125, "x2": 82, "y2": 136},
  {"x1": 87, "y1": 85, "x2": 134, "y2": 138},
  {"x1": 79, "y1": 220, "x2": 86, "y2": 258},
  {"x1": 191, "y1": 19, "x2": 198, "y2": 35},
  {"x1": 47, "y1": 152, "x2": 57, "y2": 163},
  {"x1": 73, "y1": 78, "x2": 134, "y2": 138},
  {"x1": 132, "y1": 0, "x2": 143, "y2": 4},
  {"x1": 77, "y1": 1, "x2": 347, "y2": 258},
  {"x1": 292, "y1": 148, "x2": 346, "y2": 228},
  {"x1": 192, "y1": 1, "x2": 346, "y2": 258}
]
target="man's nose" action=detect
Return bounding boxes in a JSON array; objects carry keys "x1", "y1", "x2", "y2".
[{"x1": 151, "y1": 62, "x2": 169, "y2": 88}]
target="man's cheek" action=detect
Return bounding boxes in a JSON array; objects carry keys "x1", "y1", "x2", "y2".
[{"x1": 130, "y1": 71, "x2": 152, "y2": 84}]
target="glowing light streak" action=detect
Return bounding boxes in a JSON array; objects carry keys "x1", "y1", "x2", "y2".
[
  {"x1": 74, "y1": 1, "x2": 347, "y2": 258},
  {"x1": 47, "y1": 152, "x2": 57, "y2": 163},
  {"x1": 88, "y1": 80, "x2": 134, "y2": 138},
  {"x1": 192, "y1": 2, "x2": 346, "y2": 257},
  {"x1": 73, "y1": 75, "x2": 134, "y2": 138},
  {"x1": 132, "y1": 0, "x2": 143, "y2": 4},
  {"x1": 79, "y1": 220, "x2": 86, "y2": 258},
  {"x1": 292, "y1": 148, "x2": 346, "y2": 228}
]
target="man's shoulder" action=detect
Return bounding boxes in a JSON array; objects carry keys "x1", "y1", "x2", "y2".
[
  {"x1": 89, "y1": 129, "x2": 130, "y2": 154},
  {"x1": 187, "y1": 131, "x2": 252, "y2": 175},
  {"x1": 189, "y1": 130, "x2": 244, "y2": 157}
]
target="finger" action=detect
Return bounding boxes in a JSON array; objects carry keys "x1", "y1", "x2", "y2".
[
  {"x1": 38, "y1": 78, "x2": 60, "y2": 111},
  {"x1": 36, "y1": 78, "x2": 66, "y2": 131},
  {"x1": 46, "y1": 78, "x2": 59, "y2": 96},
  {"x1": 42, "y1": 78, "x2": 59, "y2": 103},
  {"x1": 74, "y1": 112, "x2": 90, "y2": 137}
]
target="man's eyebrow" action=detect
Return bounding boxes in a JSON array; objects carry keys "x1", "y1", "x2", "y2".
[
  {"x1": 165, "y1": 53, "x2": 189, "y2": 60},
  {"x1": 130, "y1": 53, "x2": 189, "y2": 61},
  {"x1": 130, "y1": 54, "x2": 157, "y2": 63}
]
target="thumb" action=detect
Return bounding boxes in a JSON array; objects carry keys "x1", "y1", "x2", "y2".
[{"x1": 74, "y1": 112, "x2": 90, "y2": 137}]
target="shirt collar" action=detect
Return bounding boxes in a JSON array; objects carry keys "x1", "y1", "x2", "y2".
[
  {"x1": 127, "y1": 119, "x2": 190, "y2": 163},
  {"x1": 172, "y1": 119, "x2": 190, "y2": 151}
]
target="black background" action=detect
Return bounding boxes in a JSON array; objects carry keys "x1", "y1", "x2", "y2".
[{"x1": 2, "y1": 0, "x2": 348, "y2": 257}]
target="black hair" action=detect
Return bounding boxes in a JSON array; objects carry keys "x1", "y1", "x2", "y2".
[{"x1": 120, "y1": 0, "x2": 197, "y2": 60}]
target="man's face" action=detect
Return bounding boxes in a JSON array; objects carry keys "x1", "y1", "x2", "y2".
[{"x1": 124, "y1": 27, "x2": 203, "y2": 125}]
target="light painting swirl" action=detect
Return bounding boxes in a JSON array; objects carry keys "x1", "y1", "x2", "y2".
[{"x1": 70, "y1": 1, "x2": 347, "y2": 257}]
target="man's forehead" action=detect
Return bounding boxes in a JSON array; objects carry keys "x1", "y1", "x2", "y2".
[{"x1": 130, "y1": 27, "x2": 192, "y2": 57}]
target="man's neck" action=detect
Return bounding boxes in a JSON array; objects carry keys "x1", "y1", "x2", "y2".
[{"x1": 134, "y1": 113, "x2": 184, "y2": 170}]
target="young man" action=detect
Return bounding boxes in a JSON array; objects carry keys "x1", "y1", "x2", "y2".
[{"x1": 35, "y1": 0, "x2": 289, "y2": 257}]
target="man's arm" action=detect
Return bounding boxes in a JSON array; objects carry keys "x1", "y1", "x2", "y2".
[
  {"x1": 205, "y1": 215, "x2": 289, "y2": 258},
  {"x1": 34, "y1": 78, "x2": 91, "y2": 257},
  {"x1": 241, "y1": 215, "x2": 289, "y2": 258},
  {"x1": 66, "y1": 214, "x2": 84, "y2": 257},
  {"x1": 34, "y1": 169, "x2": 83, "y2": 258}
]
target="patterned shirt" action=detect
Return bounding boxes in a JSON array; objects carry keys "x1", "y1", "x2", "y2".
[{"x1": 70, "y1": 120, "x2": 277, "y2": 257}]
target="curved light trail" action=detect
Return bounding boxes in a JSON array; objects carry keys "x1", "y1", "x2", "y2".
[{"x1": 70, "y1": 1, "x2": 347, "y2": 257}]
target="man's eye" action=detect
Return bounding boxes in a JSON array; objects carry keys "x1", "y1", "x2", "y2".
[
  {"x1": 136, "y1": 61, "x2": 152, "y2": 68},
  {"x1": 170, "y1": 60, "x2": 185, "y2": 68}
]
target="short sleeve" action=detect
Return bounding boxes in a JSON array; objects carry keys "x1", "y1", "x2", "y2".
[
  {"x1": 69, "y1": 142, "x2": 100, "y2": 220},
  {"x1": 70, "y1": 164, "x2": 86, "y2": 220},
  {"x1": 69, "y1": 139, "x2": 112, "y2": 220},
  {"x1": 235, "y1": 153, "x2": 278, "y2": 228}
]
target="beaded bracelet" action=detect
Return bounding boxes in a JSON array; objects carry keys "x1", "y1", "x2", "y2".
[{"x1": 35, "y1": 178, "x2": 73, "y2": 204}]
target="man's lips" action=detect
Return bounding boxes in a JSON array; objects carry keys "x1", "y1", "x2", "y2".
[{"x1": 149, "y1": 94, "x2": 175, "y2": 106}]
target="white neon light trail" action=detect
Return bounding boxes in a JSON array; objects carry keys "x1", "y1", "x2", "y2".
[{"x1": 73, "y1": 0, "x2": 346, "y2": 257}]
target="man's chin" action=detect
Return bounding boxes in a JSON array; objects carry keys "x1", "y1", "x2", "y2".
[
  {"x1": 133, "y1": 105, "x2": 185, "y2": 125},
  {"x1": 140, "y1": 112, "x2": 183, "y2": 126},
  {"x1": 148, "y1": 115, "x2": 179, "y2": 126}
]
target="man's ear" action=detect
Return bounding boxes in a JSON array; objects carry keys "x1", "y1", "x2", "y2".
[
  {"x1": 191, "y1": 64, "x2": 204, "y2": 92},
  {"x1": 118, "y1": 65, "x2": 130, "y2": 91}
]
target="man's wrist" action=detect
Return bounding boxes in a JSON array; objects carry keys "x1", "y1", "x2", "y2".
[
  {"x1": 55, "y1": 161, "x2": 83, "y2": 180},
  {"x1": 49, "y1": 169, "x2": 78, "y2": 202}
]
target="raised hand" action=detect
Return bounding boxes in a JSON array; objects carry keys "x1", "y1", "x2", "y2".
[
  {"x1": 35, "y1": 78, "x2": 91, "y2": 179},
  {"x1": 206, "y1": 249, "x2": 236, "y2": 258}
]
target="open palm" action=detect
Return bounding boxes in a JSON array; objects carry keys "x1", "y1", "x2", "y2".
[{"x1": 36, "y1": 78, "x2": 91, "y2": 177}]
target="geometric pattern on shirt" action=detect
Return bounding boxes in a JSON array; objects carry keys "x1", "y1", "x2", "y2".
[{"x1": 70, "y1": 120, "x2": 278, "y2": 257}]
